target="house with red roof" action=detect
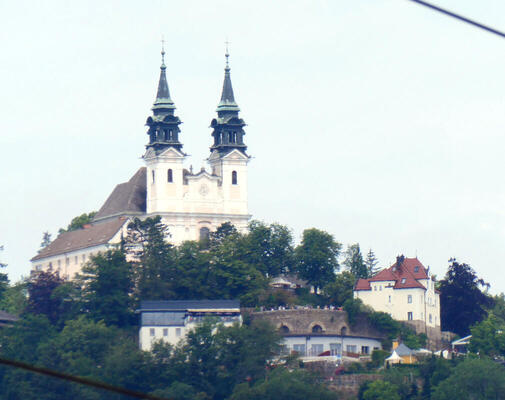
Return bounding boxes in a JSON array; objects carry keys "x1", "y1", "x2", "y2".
[{"x1": 354, "y1": 256, "x2": 440, "y2": 329}]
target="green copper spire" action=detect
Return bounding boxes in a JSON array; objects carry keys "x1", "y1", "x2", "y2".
[
  {"x1": 145, "y1": 44, "x2": 183, "y2": 153},
  {"x1": 152, "y1": 44, "x2": 176, "y2": 115},
  {"x1": 217, "y1": 47, "x2": 240, "y2": 114},
  {"x1": 210, "y1": 45, "x2": 247, "y2": 155}
]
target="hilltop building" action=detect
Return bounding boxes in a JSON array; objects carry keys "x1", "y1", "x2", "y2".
[
  {"x1": 137, "y1": 300, "x2": 241, "y2": 351},
  {"x1": 354, "y1": 256, "x2": 442, "y2": 349},
  {"x1": 31, "y1": 48, "x2": 251, "y2": 278}
]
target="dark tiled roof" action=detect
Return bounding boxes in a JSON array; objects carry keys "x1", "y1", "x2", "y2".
[
  {"x1": 139, "y1": 300, "x2": 240, "y2": 311},
  {"x1": 93, "y1": 167, "x2": 146, "y2": 221},
  {"x1": 355, "y1": 257, "x2": 428, "y2": 291},
  {"x1": 31, "y1": 218, "x2": 127, "y2": 261}
]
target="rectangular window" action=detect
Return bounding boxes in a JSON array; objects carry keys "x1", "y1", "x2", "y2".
[
  {"x1": 379, "y1": 285, "x2": 382, "y2": 291},
  {"x1": 374, "y1": 286, "x2": 377, "y2": 291},
  {"x1": 361, "y1": 346, "x2": 369, "y2": 355},
  {"x1": 293, "y1": 344, "x2": 306, "y2": 355},
  {"x1": 58, "y1": 259, "x2": 61, "y2": 267},
  {"x1": 176, "y1": 328, "x2": 181, "y2": 337},
  {"x1": 75, "y1": 256, "x2": 78, "y2": 264},
  {"x1": 310, "y1": 344, "x2": 324, "y2": 356},
  {"x1": 346, "y1": 345, "x2": 357, "y2": 354},
  {"x1": 65, "y1": 258, "x2": 69, "y2": 266},
  {"x1": 429, "y1": 314, "x2": 432, "y2": 323},
  {"x1": 408, "y1": 312, "x2": 413, "y2": 321},
  {"x1": 149, "y1": 328, "x2": 155, "y2": 337},
  {"x1": 163, "y1": 328, "x2": 168, "y2": 336},
  {"x1": 407, "y1": 295, "x2": 412, "y2": 303},
  {"x1": 330, "y1": 343, "x2": 341, "y2": 356},
  {"x1": 388, "y1": 295, "x2": 391, "y2": 303}
]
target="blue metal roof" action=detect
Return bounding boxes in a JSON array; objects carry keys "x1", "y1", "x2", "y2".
[{"x1": 138, "y1": 300, "x2": 240, "y2": 312}]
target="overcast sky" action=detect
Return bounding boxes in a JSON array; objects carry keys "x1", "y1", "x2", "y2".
[{"x1": 1, "y1": 0, "x2": 504, "y2": 293}]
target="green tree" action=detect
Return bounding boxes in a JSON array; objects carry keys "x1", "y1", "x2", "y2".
[
  {"x1": 229, "y1": 367, "x2": 338, "y2": 400},
  {"x1": 344, "y1": 243, "x2": 367, "y2": 279},
  {"x1": 294, "y1": 228, "x2": 341, "y2": 294},
  {"x1": 26, "y1": 268, "x2": 66, "y2": 324},
  {"x1": 207, "y1": 235, "x2": 267, "y2": 306},
  {"x1": 58, "y1": 211, "x2": 97, "y2": 234},
  {"x1": 125, "y1": 216, "x2": 177, "y2": 301},
  {"x1": 439, "y1": 259, "x2": 494, "y2": 336},
  {"x1": 0, "y1": 281, "x2": 28, "y2": 314},
  {"x1": 40, "y1": 231, "x2": 52, "y2": 249},
  {"x1": 243, "y1": 221, "x2": 294, "y2": 277},
  {"x1": 174, "y1": 241, "x2": 212, "y2": 299},
  {"x1": 323, "y1": 271, "x2": 356, "y2": 306},
  {"x1": 491, "y1": 293, "x2": 505, "y2": 323},
  {"x1": 210, "y1": 222, "x2": 238, "y2": 248},
  {"x1": 431, "y1": 357, "x2": 505, "y2": 400},
  {"x1": 78, "y1": 250, "x2": 134, "y2": 327},
  {"x1": 469, "y1": 314, "x2": 505, "y2": 358},
  {"x1": 365, "y1": 249, "x2": 380, "y2": 277},
  {"x1": 0, "y1": 246, "x2": 9, "y2": 300},
  {"x1": 361, "y1": 380, "x2": 401, "y2": 400}
]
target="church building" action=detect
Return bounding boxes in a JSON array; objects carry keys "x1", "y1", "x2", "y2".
[{"x1": 31, "y1": 48, "x2": 251, "y2": 278}]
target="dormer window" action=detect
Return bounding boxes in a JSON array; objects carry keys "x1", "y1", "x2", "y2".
[
  {"x1": 414, "y1": 266, "x2": 419, "y2": 273},
  {"x1": 401, "y1": 278, "x2": 406, "y2": 284}
]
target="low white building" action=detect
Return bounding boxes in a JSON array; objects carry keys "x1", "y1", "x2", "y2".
[
  {"x1": 31, "y1": 217, "x2": 129, "y2": 279},
  {"x1": 137, "y1": 300, "x2": 242, "y2": 351},
  {"x1": 251, "y1": 309, "x2": 384, "y2": 361},
  {"x1": 354, "y1": 256, "x2": 440, "y2": 329}
]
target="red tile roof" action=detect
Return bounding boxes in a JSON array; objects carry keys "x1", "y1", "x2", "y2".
[
  {"x1": 354, "y1": 257, "x2": 429, "y2": 291},
  {"x1": 31, "y1": 217, "x2": 127, "y2": 261}
]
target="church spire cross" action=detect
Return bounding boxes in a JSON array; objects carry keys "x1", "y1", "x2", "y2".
[{"x1": 161, "y1": 36, "x2": 166, "y2": 68}]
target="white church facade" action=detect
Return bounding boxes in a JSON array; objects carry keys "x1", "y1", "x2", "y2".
[{"x1": 31, "y1": 48, "x2": 251, "y2": 278}]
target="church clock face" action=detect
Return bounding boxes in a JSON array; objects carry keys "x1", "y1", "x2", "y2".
[{"x1": 199, "y1": 184, "x2": 209, "y2": 197}]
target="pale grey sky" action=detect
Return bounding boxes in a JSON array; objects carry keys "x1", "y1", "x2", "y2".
[{"x1": 1, "y1": 1, "x2": 504, "y2": 293}]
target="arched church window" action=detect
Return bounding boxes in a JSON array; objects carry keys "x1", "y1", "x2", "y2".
[
  {"x1": 232, "y1": 171, "x2": 238, "y2": 185},
  {"x1": 167, "y1": 169, "x2": 173, "y2": 183},
  {"x1": 312, "y1": 324, "x2": 323, "y2": 333},
  {"x1": 199, "y1": 227, "x2": 210, "y2": 242}
]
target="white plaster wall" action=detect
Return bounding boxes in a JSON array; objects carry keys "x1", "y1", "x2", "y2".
[
  {"x1": 31, "y1": 221, "x2": 128, "y2": 279},
  {"x1": 354, "y1": 278, "x2": 441, "y2": 328},
  {"x1": 283, "y1": 336, "x2": 382, "y2": 356},
  {"x1": 145, "y1": 148, "x2": 250, "y2": 245},
  {"x1": 139, "y1": 319, "x2": 240, "y2": 351},
  {"x1": 32, "y1": 243, "x2": 110, "y2": 280}
]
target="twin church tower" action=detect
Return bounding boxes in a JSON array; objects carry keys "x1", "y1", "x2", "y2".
[
  {"x1": 31, "y1": 48, "x2": 251, "y2": 278},
  {"x1": 143, "y1": 47, "x2": 251, "y2": 242}
]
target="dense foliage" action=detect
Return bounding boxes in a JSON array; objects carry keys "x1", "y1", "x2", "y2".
[
  {"x1": 438, "y1": 259, "x2": 494, "y2": 336},
  {"x1": 58, "y1": 211, "x2": 97, "y2": 234},
  {"x1": 5, "y1": 219, "x2": 503, "y2": 399}
]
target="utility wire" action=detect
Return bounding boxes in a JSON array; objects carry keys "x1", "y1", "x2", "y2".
[
  {"x1": 0, "y1": 356, "x2": 170, "y2": 400},
  {"x1": 407, "y1": 0, "x2": 505, "y2": 39}
]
